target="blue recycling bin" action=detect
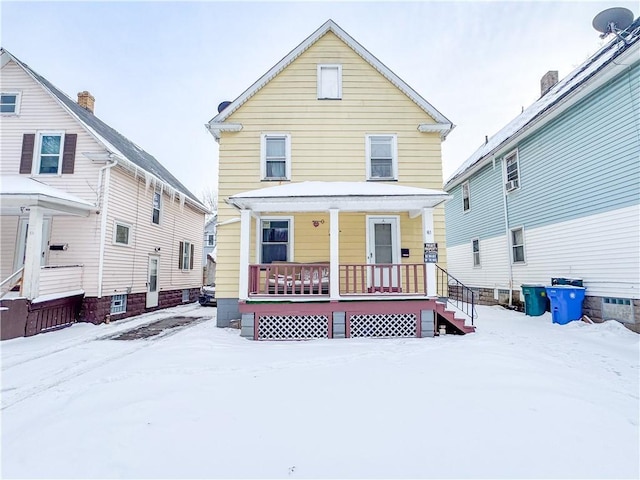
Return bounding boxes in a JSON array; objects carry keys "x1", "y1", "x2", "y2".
[{"x1": 545, "y1": 285, "x2": 586, "y2": 325}]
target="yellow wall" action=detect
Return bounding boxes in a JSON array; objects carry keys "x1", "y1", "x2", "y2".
[{"x1": 216, "y1": 31, "x2": 447, "y2": 298}]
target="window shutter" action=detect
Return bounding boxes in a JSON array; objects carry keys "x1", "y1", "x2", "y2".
[
  {"x1": 19, "y1": 133, "x2": 35, "y2": 174},
  {"x1": 61, "y1": 133, "x2": 77, "y2": 174},
  {"x1": 189, "y1": 244, "x2": 194, "y2": 270},
  {"x1": 178, "y1": 241, "x2": 184, "y2": 269}
]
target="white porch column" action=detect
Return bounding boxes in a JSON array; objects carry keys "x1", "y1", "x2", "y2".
[
  {"x1": 238, "y1": 209, "x2": 251, "y2": 301},
  {"x1": 329, "y1": 208, "x2": 340, "y2": 300},
  {"x1": 21, "y1": 206, "x2": 44, "y2": 300},
  {"x1": 422, "y1": 208, "x2": 437, "y2": 297}
]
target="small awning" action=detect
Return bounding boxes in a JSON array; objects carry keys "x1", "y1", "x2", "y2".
[
  {"x1": 227, "y1": 181, "x2": 451, "y2": 213},
  {"x1": 1, "y1": 175, "x2": 96, "y2": 216}
]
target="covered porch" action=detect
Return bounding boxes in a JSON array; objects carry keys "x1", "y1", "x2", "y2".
[{"x1": 226, "y1": 181, "x2": 474, "y2": 340}]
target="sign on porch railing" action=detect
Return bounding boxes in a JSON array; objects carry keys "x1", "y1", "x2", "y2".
[{"x1": 424, "y1": 243, "x2": 438, "y2": 263}]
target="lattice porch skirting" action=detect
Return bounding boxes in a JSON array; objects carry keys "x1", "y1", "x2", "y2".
[
  {"x1": 258, "y1": 314, "x2": 329, "y2": 340},
  {"x1": 349, "y1": 313, "x2": 417, "y2": 338}
]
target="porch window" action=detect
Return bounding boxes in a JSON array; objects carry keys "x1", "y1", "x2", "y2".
[
  {"x1": 504, "y1": 150, "x2": 520, "y2": 192},
  {"x1": 366, "y1": 134, "x2": 397, "y2": 180},
  {"x1": 110, "y1": 294, "x2": 127, "y2": 314},
  {"x1": 511, "y1": 227, "x2": 525, "y2": 263},
  {"x1": 462, "y1": 181, "x2": 470, "y2": 211},
  {"x1": 1, "y1": 92, "x2": 21, "y2": 114},
  {"x1": 260, "y1": 219, "x2": 290, "y2": 263},
  {"x1": 114, "y1": 221, "x2": 131, "y2": 246},
  {"x1": 179, "y1": 241, "x2": 194, "y2": 270},
  {"x1": 317, "y1": 64, "x2": 342, "y2": 99},
  {"x1": 472, "y1": 238, "x2": 480, "y2": 267},
  {"x1": 261, "y1": 134, "x2": 291, "y2": 180},
  {"x1": 36, "y1": 132, "x2": 64, "y2": 175},
  {"x1": 152, "y1": 191, "x2": 161, "y2": 225}
]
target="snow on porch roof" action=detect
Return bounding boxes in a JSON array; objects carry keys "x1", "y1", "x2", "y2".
[
  {"x1": 227, "y1": 181, "x2": 451, "y2": 212},
  {"x1": 0, "y1": 175, "x2": 96, "y2": 216}
]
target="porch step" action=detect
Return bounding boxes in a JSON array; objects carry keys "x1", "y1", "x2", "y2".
[{"x1": 435, "y1": 302, "x2": 475, "y2": 334}]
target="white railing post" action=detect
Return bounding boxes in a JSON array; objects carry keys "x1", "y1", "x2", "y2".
[
  {"x1": 22, "y1": 206, "x2": 44, "y2": 300},
  {"x1": 238, "y1": 209, "x2": 251, "y2": 301},
  {"x1": 422, "y1": 208, "x2": 436, "y2": 297},
  {"x1": 330, "y1": 208, "x2": 340, "y2": 300}
]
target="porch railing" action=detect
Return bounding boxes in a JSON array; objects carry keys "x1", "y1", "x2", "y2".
[
  {"x1": 436, "y1": 265, "x2": 477, "y2": 325},
  {"x1": 0, "y1": 267, "x2": 24, "y2": 296},
  {"x1": 340, "y1": 264, "x2": 426, "y2": 295},
  {"x1": 249, "y1": 263, "x2": 330, "y2": 296},
  {"x1": 38, "y1": 265, "x2": 84, "y2": 297}
]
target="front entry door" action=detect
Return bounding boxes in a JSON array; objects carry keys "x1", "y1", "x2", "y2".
[
  {"x1": 367, "y1": 216, "x2": 400, "y2": 291},
  {"x1": 146, "y1": 256, "x2": 159, "y2": 308},
  {"x1": 14, "y1": 218, "x2": 51, "y2": 271}
]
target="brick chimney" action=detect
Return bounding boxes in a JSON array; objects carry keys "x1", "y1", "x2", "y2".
[
  {"x1": 540, "y1": 71, "x2": 559, "y2": 97},
  {"x1": 77, "y1": 91, "x2": 95, "y2": 113}
]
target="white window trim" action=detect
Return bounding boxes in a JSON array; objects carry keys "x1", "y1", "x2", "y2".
[
  {"x1": 510, "y1": 226, "x2": 526, "y2": 264},
  {"x1": 260, "y1": 133, "x2": 291, "y2": 181},
  {"x1": 110, "y1": 294, "x2": 127, "y2": 314},
  {"x1": 113, "y1": 221, "x2": 133, "y2": 246},
  {"x1": 152, "y1": 190, "x2": 162, "y2": 225},
  {"x1": 317, "y1": 64, "x2": 343, "y2": 100},
  {"x1": 462, "y1": 181, "x2": 471, "y2": 212},
  {"x1": 181, "y1": 240, "x2": 193, "y2": 271},
  {"x1": 472, "y1": 238, "x2": 481, "y2": 268},
  {"x1": 365, "y1": 134, "x2": 398, "y2": 181},
  {"x1": 1, "y1": 91, "x2": 22, "y2": 115},
  {"x1": 504, "y1": 149, "x2": 521, "y2": 193},
  {"x1": 255, "y1": 216, "x2": 294, "y2": 263},
  {"x1": 33, "y1": 131, "x2": 65, "y2": 176}
]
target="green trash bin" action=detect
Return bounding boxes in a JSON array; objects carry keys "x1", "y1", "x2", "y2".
[{"x1": 521, "y1": 284, "x2": 548, "y2": 316}]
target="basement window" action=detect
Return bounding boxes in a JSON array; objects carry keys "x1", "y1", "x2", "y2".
[{"x1": 110, "y1": 294, "x2": 127, "y2": 314}]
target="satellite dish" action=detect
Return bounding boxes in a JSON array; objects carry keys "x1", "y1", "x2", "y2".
[
  {"x1": 592, "y1": 7, "x2": 634, "y2": 37},
  {"x1": 217, "y1": 101, "x2": 232, "y2": 113}
]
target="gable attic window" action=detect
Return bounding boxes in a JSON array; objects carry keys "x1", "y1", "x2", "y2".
[
  {"x1": 504, "y1": 150, "x2": 520, "y2": 192},
  {"x1": 1, "y1": 92, "x2": 21, "y2": 114},
  {"x1": 261, "y1": 134, "x2": 291, "y2": 180},
  {"x1": 462, "y1": 181, "x2": 471, "y2": 211},
  {"x1": 366, "y1": 134, "x2": 397, "y2": 180},
  {"x1": 152, "y1": 191, "x2": 161, "y2": 225},
  {"x1": 317, "y1": 64, "x2": 342, "y2": 99},
  {"x1": 36, "y1": 132, "x2": 64, "y2": 174}
]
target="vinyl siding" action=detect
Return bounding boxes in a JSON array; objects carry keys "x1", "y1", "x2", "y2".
[
  {"x1": 445, "y1": 162, "x2": 505, "y2": 247},
  {"x1": 216, "y1": 31, "x2": 447, "y2": 299},
  {"x1": 0, "y1": 216, "x2": 20, "y2": 282},
  {"x1": 102, "y1": 168, "x2": 205, "y2": 296}
]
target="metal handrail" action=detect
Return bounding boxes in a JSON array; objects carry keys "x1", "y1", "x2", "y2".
[{"x1": 436, "y1": 265, "x2": 477, "y2": 325}]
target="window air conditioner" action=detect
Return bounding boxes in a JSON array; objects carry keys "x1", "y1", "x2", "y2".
[{"x1": 505, "y1": 180, "x2": 518, "y2": 192}]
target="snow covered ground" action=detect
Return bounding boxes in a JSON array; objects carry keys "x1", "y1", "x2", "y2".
[{"x1": 2, "y1": 303, "x2": 638, "y2": 479}]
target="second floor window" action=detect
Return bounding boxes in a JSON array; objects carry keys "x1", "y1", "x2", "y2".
[
  {"x1": 37, "y1": 133, "x2": 64, "y2": 174},
  {"x1": 114, "y1": 222, "x2": 131, "y2": 246},
  {"x1": 261, "y1": 134, "x2": 290, "y2": 180},
  {"x1": 366, "y1": 134, "x2": 397, "y2": 180},
  {"x1": 462, "y1": 181, "x2": 471, "y2": 211},
  {"x1": 206, "y1": 233, "x2": 216, "y2": 246},
  {"x1": 179, "y1": 241, "x2": 194, "y2": 270},
  {"x1": 152, "y1": 191, "x2": 161, "y2": 225},
  {"x1": 505, "y1": 150, "x2": 520, "y2": 192}
]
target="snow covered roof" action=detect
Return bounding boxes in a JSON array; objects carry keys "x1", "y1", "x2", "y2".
[
  {"x1": 207, "y1": 19, "x2": 453, "y2": 139},
  {"x1": 1, "y1": 48, "x2": 207, "y2": 212},
  {"x1": 227, "y1": 181, "x2": 450, "y2": 212},
  {"x1": 0, "y1": 175, "x2": 96, "y2": 216},
  {"x1": 444, "y1": 18, "x2": 640, "y2": 190}
]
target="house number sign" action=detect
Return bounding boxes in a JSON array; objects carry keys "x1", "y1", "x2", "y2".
[{"x1": 424, "y1": 242, "x2": 438, "y2": 263}]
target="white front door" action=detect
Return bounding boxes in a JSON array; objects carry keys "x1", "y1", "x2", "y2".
[
  {"x1": 14, "y1": 218, "x2": 51, "y2": 271},
  {"x1": 146, "y1": 256, "x2": 159, "y2": 308},
  {"x1": 367, "y1": 216, "x2": 400, "y2": 290}
]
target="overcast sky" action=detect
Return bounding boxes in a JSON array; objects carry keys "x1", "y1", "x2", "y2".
[{"x1": 2, "y1": 1, "x2": 636, "y2": 200}]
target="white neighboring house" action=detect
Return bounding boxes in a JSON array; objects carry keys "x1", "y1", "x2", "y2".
[
  {"x1": 203, "y1": 215, "x2": 217, "y2": 285},
  {"x1": 0, "y1": 48, "x2": 209, "y2": 339}
]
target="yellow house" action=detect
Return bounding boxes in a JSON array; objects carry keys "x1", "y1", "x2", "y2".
[{"x1": 207, "y1": 20, "x2": 475, "y2": 340}]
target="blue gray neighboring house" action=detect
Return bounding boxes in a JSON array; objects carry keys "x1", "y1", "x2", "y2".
[{"x1": 443, "y1": 18, "x2": 640, "y2": 332}]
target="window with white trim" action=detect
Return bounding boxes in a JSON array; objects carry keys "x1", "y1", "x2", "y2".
[
  {"x1": 462, "y1": 181, "x2": 471, "y2": 211},
  {"x1": 206, "y1": 233, "x2": 216, "y2": 246},
  {"x1": 260, "y1": 219, "x2": 291, "y2": 264},
  {"x1": 366, "y1": 134, "x2": 397, "y2": 180},
  {"x1": 504, "y1": 150, "x2": 520, "y2": 191},
  {"x1": 152, "y1": 191, "x2": 161, "y2": 225},
  {"x1": 179, "y1": 241, "x2": 194, "y2": 270},
  {"x1": 110, "y1": 294, "x2": 127, "y2": 314},
  {"x1": 1, "y1": 92, "x2": 21, "y2": 114},
  {"x1": 317, "y1": 64, "x2": 342, "y2": 99},
  {"x1": 511, "y1": 227, "x2": 525, "y2": 263},
  {"x1": 472, "y1": 238, "x2": 480, "y2": 267},
  {"x1": 261, "y1": 134, "x2": 291, "y2": 180},
  {"x1": 114, "y1": 222, "x2": 132, "y2": 246},
  {"x1": 35, "y1": 132, "x2": 64, "y2": 175}
]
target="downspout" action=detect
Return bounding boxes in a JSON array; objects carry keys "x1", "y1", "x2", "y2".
[
  {"x1": 499, "y1": 156, "x2": 514, "y2": 306},
  {"x1": 97, "y1": 156, "x2": 118, "y2": 298}
]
